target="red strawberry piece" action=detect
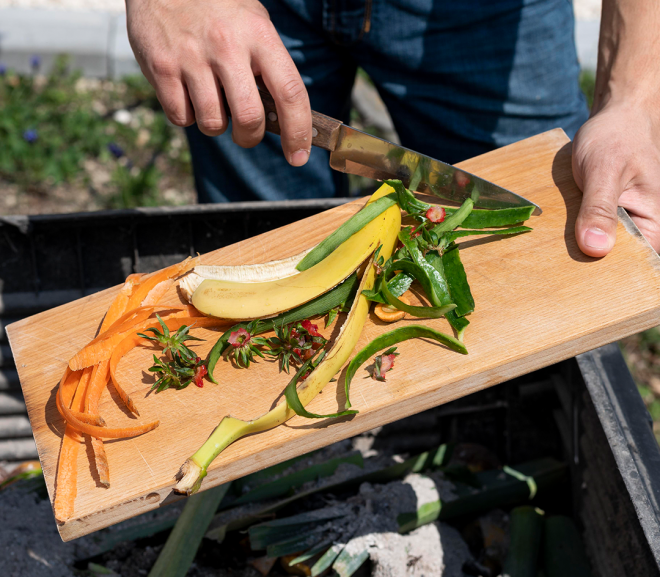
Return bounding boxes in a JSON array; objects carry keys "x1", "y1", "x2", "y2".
[
  {"x1": 301, "y1": 319, "x2": 322, "y2": 337},
  {"x1": 193, "y1": 364, "x2": 208, "y2": 387},
  {"x1": 454, "y1": 171, "x2": 471, "y2": 188},
  {"x1": 381, "y1": 353, "x2": 397, "y2": 374},
  {"x1": 228, "y1": 328, "x2": 250, "y2": 348},
  {"x1": 425, "y1": 206, "x2": 446, "y2": 223}
]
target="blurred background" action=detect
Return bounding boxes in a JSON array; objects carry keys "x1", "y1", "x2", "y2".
[{"x1": 0, "y1": 0, "x2": 657, "y2": 445}]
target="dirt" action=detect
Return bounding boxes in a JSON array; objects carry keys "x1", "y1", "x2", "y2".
[
  {"x1": 0, "y1": 151, "x2": 196, "y2": 217},
  {"x1": 0, "y1": 425, "x2": 473, "y2": 577},
  {"x1": 0, "y1": 480, "x2": 94, "y2": 577},
  {"x1": 306, "y1": 473, "x2": 469, "y2": 576}
]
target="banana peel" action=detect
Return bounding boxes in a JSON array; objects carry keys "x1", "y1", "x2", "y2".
[
  {"x1": 190, "y1": 185, "x2": 397, "y2": 320},
  {"x1": 174, "y1": 186, "x2": 401, "y2": 494},
  {"x1": 178, "y1": 247, "x2": 316, "y2": 301}
]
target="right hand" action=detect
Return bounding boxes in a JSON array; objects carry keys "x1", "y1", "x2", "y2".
[{"x1": 126, "y1": 0, "x2": 312, "y2": 166}]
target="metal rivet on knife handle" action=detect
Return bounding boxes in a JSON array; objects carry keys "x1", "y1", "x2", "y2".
[{"x1": 257, "y1": 89, "x2": 341, "y2": 151}]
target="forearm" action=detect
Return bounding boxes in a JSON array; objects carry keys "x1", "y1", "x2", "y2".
[{"x1": 594, "y1": 0, "x2": 660, "y2": 113}]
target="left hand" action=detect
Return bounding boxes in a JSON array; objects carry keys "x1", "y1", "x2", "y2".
[{"x1": 572, "y1": 101, "x2": 660, "y2": 257}]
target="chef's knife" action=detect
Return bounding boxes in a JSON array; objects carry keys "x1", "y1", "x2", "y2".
[{"x1": 254, "y1": 90, "x2": 541, "y2": 214}]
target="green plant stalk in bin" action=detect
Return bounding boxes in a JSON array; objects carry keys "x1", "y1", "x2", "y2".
[{"x1": 148, "y1": 482, "x2": 231, "y2": 577}]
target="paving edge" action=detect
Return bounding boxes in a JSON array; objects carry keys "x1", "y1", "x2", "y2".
[
  {"x1": 0, "y1": 8, "x2": 599, "y2": 79},
  {"x1": 0, "y1": 7, "x2": 140, "y2": 78}
]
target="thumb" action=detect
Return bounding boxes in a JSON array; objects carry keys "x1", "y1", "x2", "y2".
[{"x1": 573, "y1": 157, "x2": 622, "y2": 258}]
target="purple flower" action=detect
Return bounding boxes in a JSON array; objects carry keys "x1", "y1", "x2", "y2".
[
  {"x1": 30, "y1": 55, "x2": 41, "y2": 71},
  {"x1": 0, "y1": 63, "x2": 6, "y2": 76},
  {"x1": 23, "y1": 129, "x2": 38, "y2": 143},
  {"x1": 107, "y1": 142, "x2": 124, "y2": 159}
]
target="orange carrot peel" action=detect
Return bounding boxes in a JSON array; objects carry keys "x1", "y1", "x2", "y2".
[
  {"x1": 53, "y1": 256, "x2": 201, "y2": 521},
  {"x1": 54, "y1": 366, "x2": 93, "y2": 522},
  {"x1": 56, "y1": 390, "x2": 160, "y2": 439}
]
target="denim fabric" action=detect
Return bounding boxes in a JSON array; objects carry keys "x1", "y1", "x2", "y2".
[{"x1": 187, "y1": 0, "x2": 589, "y2": 203}]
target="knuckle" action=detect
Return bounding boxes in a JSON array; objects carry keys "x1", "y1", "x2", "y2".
[
  {"x1": 180, "y1": 37, "x2": 203, "y2": 60},
  {"x1": 251, "y1": 16, "x2": 276, "y2": 39},
  {"x1": 150, "y1": 57, "x2": 178, "y2": 79},
  {"x1": 208, "y1": 27, "x2": 233, "y2": 51},
  {"x1": 582, "y1": 201, "x2": 618, "y2": 226},
  {"x1": 234, "y1": 107, "x2": 264, "y2": 132},
  {"x1": 198, "y1": 118, "x2": 226, "y2": 134},
  {"x1": 278, "y1": 77, "x2": 308, "y2": 107}
]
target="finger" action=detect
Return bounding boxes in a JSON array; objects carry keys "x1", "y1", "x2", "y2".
[
  {"x1": 215, "y1": 60, "x2": 265, "y2": 148},
  {"x1": 256, "y1": 43, "x2": 311, "y2": 167},
  {"x1": 183, "y1": 69, "x2": 228, "y2": 137},
  {"x1": 629, "y1": 212, "x2": 660, "y2": 252},
  {"x1": 573, "y1": 154, "x2": 623, "y2": 258},
  {"x1": 146, "y1": 61, "x2": 195, "y2": 127}
]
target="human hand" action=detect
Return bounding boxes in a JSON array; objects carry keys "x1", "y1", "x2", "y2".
[
  {"x1": 126, "y1": 0, "x2": 312, "y2": 166},
  {"x1": 572, "y1": 102, "x2": 660, "y2": 256}
]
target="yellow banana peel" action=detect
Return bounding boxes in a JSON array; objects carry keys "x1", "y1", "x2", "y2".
[
  {"x1": 191, "y1": 185, "x2": 397, "y2": 320},
  {"x1": 174, "y1": 184, "x2": 401, "y2": 494}
]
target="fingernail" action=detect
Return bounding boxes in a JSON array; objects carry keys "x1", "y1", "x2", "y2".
[
  {"x1": 584, "y1": 227, "x2": 610, "y2": 249},
  {"x1": 290, "y1": 149, "x2": 309, "y2": 167}
]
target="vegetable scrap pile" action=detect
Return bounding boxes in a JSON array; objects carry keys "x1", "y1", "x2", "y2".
[
  {"x1": 51, "y1": 257, "x2": 229, "y2": 523},
  {"x1": 173, "y1": 180, "x2": 534, "y2": 495},
  {"x1": 52, "y1": 179, "x2": 535, "y2": 521}
]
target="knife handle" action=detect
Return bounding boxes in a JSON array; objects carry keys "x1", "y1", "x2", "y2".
[{"x1": 222, "y1": 88, "x2": 343, "y2": 152}]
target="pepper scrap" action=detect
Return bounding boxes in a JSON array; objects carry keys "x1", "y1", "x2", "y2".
[{"x1": 344, "y1": 325, "x2": 467, "y2": 410}]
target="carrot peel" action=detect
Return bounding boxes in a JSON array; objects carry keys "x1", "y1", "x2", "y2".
[{"x1": 56, "y1": 390, "x2": 159, "y2": 439}]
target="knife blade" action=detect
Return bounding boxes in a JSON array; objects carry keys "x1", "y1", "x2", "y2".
[{"x1": 257, "y1": 90, "x2": 541, "y2": 214}]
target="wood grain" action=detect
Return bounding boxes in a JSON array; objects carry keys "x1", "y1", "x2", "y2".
[{"x1": 7, "y1": 129, "x2": 660, "y2": 541}]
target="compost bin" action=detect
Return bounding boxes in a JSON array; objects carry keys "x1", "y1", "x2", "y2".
[{"x1": 1, "y1": 200, "x2": 660, "y2": 577}]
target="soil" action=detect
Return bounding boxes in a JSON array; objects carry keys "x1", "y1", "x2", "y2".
[
  {"x1": 0, "y1": 145, "x2": 197, "y2": 217},
  {"x1": 0, "y1": 406, "x2": 498, "y2": 577}
]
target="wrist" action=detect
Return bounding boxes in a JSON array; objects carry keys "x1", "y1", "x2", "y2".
[
  {"x1": 593, "y1": 61, "x2": 660, "y2": 115},
  {"x1": 593, "y1": 0, "x2": 660, "y2": 113}
]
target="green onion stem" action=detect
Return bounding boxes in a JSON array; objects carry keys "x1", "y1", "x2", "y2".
[{"x1": 296, "y1": 194, "x2": 398, "y2": 271}]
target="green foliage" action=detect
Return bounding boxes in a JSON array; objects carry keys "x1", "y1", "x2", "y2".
[
  {"x1": 0, "y1": 57, "x2": 106, "y2": 186},
  {"x1": 0, "y1": 55, "x2": 190, "y2": 208},
  {"x1": 579, "y1": 69, "x2": 595, "y2": 110},
  {"x1": 620, "y1": 326, "x2": 660, "y2": 443}
]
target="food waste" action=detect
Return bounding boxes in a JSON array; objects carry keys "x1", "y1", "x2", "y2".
[{"x1": 51, "y1": 180, "x2": 535, "y2": 520}]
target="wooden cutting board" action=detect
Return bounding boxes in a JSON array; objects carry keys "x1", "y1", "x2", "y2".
[{"x1": 8, "y1": 129, "x2": 660, "y2": 541}]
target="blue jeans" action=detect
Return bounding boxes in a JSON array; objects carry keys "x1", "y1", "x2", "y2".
[{"x1": 186, "y1": 0, "x2": 589, "y2": 203}]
